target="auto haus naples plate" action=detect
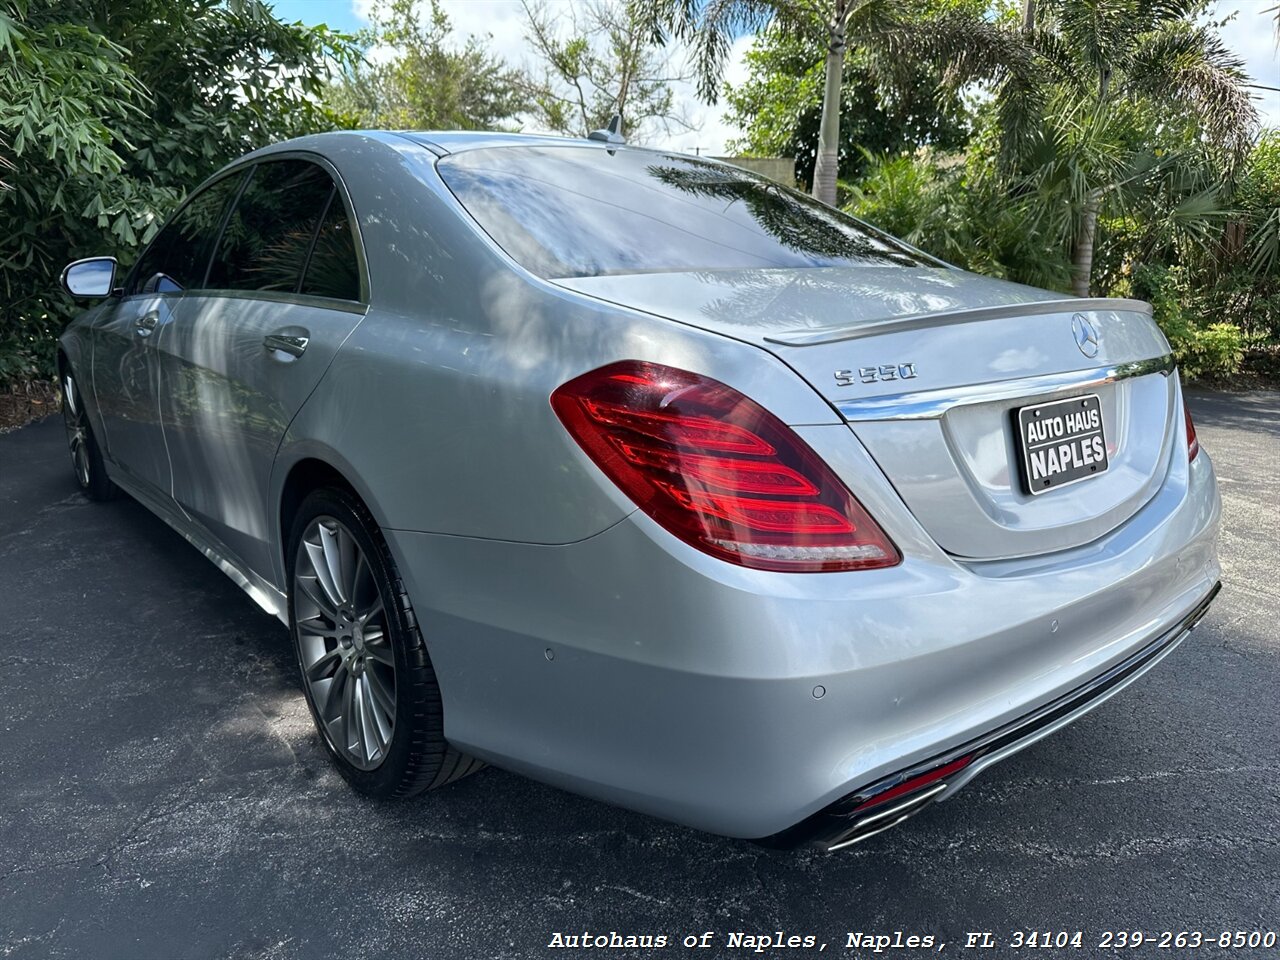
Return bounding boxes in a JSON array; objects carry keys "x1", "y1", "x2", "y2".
[{"x1": 1016, "y1": 393, "x2": 1109, "y2": 495}]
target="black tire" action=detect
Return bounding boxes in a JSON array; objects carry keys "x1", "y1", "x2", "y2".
[
  {"x1": 287, "y1": 485, "x2": 483, "y2": 797},
  {"x1": 60, "y1": 367, "x2": 119, "y2": 502}
]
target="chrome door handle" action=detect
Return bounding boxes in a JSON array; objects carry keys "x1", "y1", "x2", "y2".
[
  {"x1": 134, "y1": 312, "x2": 159, "y2": 337},
  {"x1": 263, "y1": 334, "x2": 309, "y2": 358}
]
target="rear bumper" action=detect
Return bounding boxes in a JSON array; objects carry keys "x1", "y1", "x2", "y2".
[
  {"x1": 386, "y1": 446, "x2": 1221, "y2": 839},
  {"x1": 762, "y1": 580, "x2": 1220, "y2": 850}
]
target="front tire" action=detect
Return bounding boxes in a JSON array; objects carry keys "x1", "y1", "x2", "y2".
[
  {"x1": 61, "y1": 369, "x2": 118, "y2": 502},
  {"x1": 287, "y1": 486, "x2": 482, "y2": 797}
]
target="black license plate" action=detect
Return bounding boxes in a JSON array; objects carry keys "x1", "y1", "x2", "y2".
[{"x1": 1016, "y1": 394, "x2": 1109, "y2": 495}]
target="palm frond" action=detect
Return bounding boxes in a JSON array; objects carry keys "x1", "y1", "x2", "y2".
[
  {"x1": 1127, "y1": 22, "x2": 1259, "y2": 163},
  {"x1": 631, "y1": 0, "x2": 797, "y2": 102},
  {"x1": 1248, "y1": 205, "x2": 1280, "y2": 277}
]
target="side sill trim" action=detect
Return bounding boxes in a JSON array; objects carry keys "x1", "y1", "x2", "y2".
[{"x1": 105, "y1": 467, "x2": 288, "y2": 623}]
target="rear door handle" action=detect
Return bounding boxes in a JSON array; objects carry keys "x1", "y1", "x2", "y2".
[
  {"x1": 263, "y1": 334, "x2": 309, "y2": 358},
  {"x1": 134, "y1": 312, "x2": 159, "y2": 337}
]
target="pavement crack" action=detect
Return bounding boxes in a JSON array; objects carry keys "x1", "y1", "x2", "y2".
[
  {"x1": 0, "y1": 493, "x2": 90, "y2": 548},
  {"x1": 594, "y1": 884, "x2": 671, "y2": 907},
  {"x1": 92, "y1": 788, "x2": 201, "y2": 878}
]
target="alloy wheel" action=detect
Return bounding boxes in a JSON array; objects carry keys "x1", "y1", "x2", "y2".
[
  {"x1": 62, "y1": 374, "x2": 91, "y2": 489},
  {"x1": 293, "y1": 516, "x2": 397, "y2": 771}
]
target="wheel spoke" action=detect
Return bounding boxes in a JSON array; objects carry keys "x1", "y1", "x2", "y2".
[
  {"x1": 303, "y1": 646, "x2": 342, "y2": 682},
  {"x1": 304, "y1": 536, "x2": 343, "y2": 608},
  {"x1": 353, "y1": 553, "x2": 374, "y2": 611},
  {"x1": 296, "y1": 615, "x2": 336, "y2": 638},
  {"x1": 364, "y1": 635, "x2": 394, "y2": 666},
  {"x1": 367, "y1": 666, "x2": 396, "y2": 719},
  {"x1": 70, "y1": 434, "x2": 90, "y2": 487},
  {"x1": 345, "y1": 669, "x2": 363, "y2": 757},
  {"x1": 319, "y1": 523, "x2": 354, "y2": 605},
  {"x1": 358, "y1": 676, "x2": 383, "y2": 759},
  {"x1": 318, "y1": 667, "x2": 346, "y2": 725},
  {"x1": 296, "y1": 574, "x2": 337, "y2": 620},
  {"x1": 359, "y1": 593, "x2": 385, "y2": 627}
]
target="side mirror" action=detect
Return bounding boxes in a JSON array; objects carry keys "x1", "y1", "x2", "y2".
[{"x1": 61, "y1": 257, "x2": 119, "y2": 299}]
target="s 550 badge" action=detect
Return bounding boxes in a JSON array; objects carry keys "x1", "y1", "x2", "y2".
[{"x1": 834, "y1": 363, "x2": 918, "y2": 387}]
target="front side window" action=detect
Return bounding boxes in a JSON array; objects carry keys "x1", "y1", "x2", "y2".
[
  {"x1": 208, "y1": 159, "x2": 335, "y2": 293},
  {"x1": 436, "y1": 145, "x2": 936, "y2": 279},
  {"x1": 130, "y1": 171, "x2": 246, "y2": 294}
]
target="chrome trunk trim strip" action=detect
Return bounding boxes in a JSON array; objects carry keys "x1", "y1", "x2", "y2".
[{"x1": 835, "y1": 354, "x2": 1176, "y2": 422}]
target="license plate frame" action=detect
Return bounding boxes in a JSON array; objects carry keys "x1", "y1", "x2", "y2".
[{"x1": 1015, "y1": 393, "x2": 1109, "y2": 495}]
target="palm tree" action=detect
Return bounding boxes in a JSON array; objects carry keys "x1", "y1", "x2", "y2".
[
  {"x1": 901, "y1": 0, "x2": 1257, "y2": 296},
  {"x1": 636, "y1": 0, "x2": 900, "y2": 206}
]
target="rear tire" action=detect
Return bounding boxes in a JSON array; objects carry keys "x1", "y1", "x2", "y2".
[
  {"x1": 60, "y1": 369, "x2": 119, "y2": 502},
  {"x1": 287, "y1": 485, "x2": 482, "y2": 797}
]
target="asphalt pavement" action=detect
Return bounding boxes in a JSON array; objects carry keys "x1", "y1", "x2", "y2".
[{"x1": 1, "y1": 391, "x2": 1277, "y2": 959}]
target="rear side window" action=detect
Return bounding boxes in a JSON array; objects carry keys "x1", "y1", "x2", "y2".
[
  {"x1": 436, "y1": 146, "x2": 935, "y2": 279},
  {"x1": 299, "y1": 192, "x2": 361, "y2": 301},
  {"x1": 208, "y1": 159, "x2": 335, "y2": 293},
  {"x1": 130, "y1": 172, "x2": 245, "y2": 294}
]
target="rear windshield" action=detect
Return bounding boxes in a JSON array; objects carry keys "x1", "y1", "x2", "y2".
[{"x1": 436, "y1": 145, "x2": 935, "y2": 279}]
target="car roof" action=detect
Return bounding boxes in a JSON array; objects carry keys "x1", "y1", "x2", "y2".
[
  {"x1": 393, "y1": 131, "x2": 609, "y2": 155},
  {"x1": 227, "y1": 128, "x2": 650, "y2": 177},
  {"x1": 241, "y1": 129, "x2": 669, "y2": 164}
]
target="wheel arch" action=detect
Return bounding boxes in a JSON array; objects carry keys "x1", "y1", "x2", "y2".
[
  {"x1": 54, "y1": 343, "x2": 104, "y2": 440},
  {"x1": 271, "y1": 444, "x2": 393, "y2": 589},
  {"x1": 55, "y1": 345, "x2": 78, "y2": 395}
]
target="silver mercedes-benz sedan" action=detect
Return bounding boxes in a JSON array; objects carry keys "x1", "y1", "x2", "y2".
[{"x1": 57, "y1": 130, "x2": 1220, "y2": 851}]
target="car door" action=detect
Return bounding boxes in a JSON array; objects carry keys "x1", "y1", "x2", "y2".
[
  {"x1": 91, "y1": 171, "x2": 246, "y2": 500},
  {"x1": 155, "y1": 156, "x2": 368, "y2": 581}
]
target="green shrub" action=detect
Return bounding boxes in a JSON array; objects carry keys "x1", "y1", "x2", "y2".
[
  {"x1": 0, "y1": 316, "x2": 59, "y2": 388},
  {"x1": 1176, "y1": 323, "x2": 1247, "y2": 381},
  {"x1": 843, "y1": 148, "x2": 1072, "y2": 290},
  {"x1": 1130, "y1": 264, "x2": 1245, "y2": 380}
]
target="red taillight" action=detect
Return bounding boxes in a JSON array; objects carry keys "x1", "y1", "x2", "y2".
[
  {"x1": 1184, "y1": 399, "x2": 1200, "y2": 461},
  {"x1": 551, "y1": 361, "x2": 901, "y2": 573},
  {"x1": 853, "y1": 755, "x2": 974, "y2": 812}
]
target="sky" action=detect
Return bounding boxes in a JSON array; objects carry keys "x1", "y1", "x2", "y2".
[{"x1": 272, "y1": 0, "x2": 1279, "y2": 153}]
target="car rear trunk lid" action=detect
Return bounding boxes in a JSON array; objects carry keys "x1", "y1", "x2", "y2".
[{"x1": 555, "y1": 266, "x2": 1178, "y2": 560}]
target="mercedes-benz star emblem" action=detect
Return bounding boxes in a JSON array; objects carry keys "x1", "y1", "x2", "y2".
[{"x1": 1071, "y1": 314, "x2": 1100, "y2": 358}]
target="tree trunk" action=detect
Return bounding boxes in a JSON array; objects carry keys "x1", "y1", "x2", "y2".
[
  {"x1": 1021, "y1": 0, "x2": 1035, "y2": 33},
  {"x1": 811, "y1": 30, "x2": 845, "y2": 207},
  {"x1": 1071, "y1": 188, "x2": 1104, "y2": 297}
]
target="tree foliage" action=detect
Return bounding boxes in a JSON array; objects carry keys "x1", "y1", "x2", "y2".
[
  {"x1": 520, "y1": 0, "x2": 694, "y2": 143},
  {"x1": 888, "y1": 0, "x2": 1259, "y2": 296},
  {"x1": 636, "y1": 0, "x2": 999, "y2": 204},
  {"x1": 326, "y1": 0, "x2": 528, "y2": 131},
  {"x1": 0, "y1": 0, "x2": 358, "y2": 386},
  {"x1": 842, "y1": 0, "x2": 1273, "y2": 379},
  {"x1": 637, "y1": 0, "x2": 906, "y2": 203},
  {"x1": 723, "y1": 20, "x2": 972, "y2": 189}
]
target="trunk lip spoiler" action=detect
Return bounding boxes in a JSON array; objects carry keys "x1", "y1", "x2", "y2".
[
  {"x1": 763, "y1": 297, "x2": 1153, "y2": 347},
  {"x1": 837, "y1": 353, "x2": 1175, "y2": 422}
]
